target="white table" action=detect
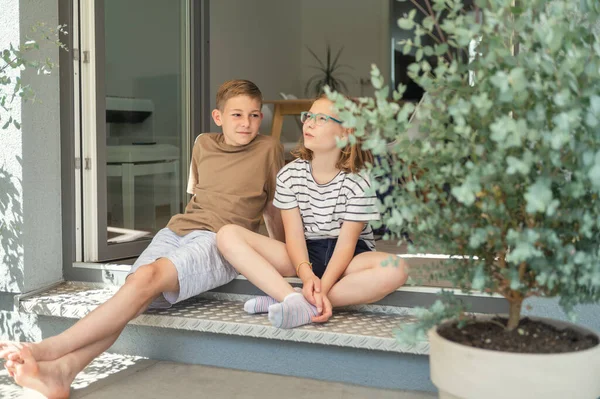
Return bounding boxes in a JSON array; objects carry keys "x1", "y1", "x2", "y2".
[{"x1": 107, "y1": 144, "x2": 180, "y2": 229}]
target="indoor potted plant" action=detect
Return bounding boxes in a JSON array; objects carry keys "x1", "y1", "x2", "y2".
[
  {"x1": 328, "y1": 0, "x2": 600, "y2": 397},
  {"x1": 304, "y1": 43, "x2": 355, "y2": 97}
]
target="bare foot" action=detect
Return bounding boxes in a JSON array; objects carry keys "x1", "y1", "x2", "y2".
[
  {"x1": 10, "y1": 346, "x2": 72, "y2": 399},
  {"x1": 0, "y1": 341, "x2": 54, "y2": 362},
  {"x1": 0, "y1": 341, "x2": 24, "y2": 359},
  {"x1": 4, "y1": 361, "x2": 15, "y2": 377}
]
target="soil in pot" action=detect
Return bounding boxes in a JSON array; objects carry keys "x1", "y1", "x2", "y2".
[{"x1": 437, "y1": 317, "x2": 599, "y2": 354}]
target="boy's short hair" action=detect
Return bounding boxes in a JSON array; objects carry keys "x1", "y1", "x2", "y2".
[{"x1": 216, "y1": 79, "x2": 263, "y2": 111}]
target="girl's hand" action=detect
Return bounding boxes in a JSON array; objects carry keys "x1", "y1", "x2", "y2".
[
  {"x1": 300, "y1": 272, "x2": 321, "y2": 307},
  {"x1": 311, "y1": 294, "x2": 332, "y2": 323}
]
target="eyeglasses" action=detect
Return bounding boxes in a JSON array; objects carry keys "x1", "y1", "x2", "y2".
[{"x1": 300, "y1": 111, "x2": 343, "y2": 126}]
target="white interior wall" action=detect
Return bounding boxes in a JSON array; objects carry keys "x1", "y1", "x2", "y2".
[
  {"x1": 300, "y1": 0, "x2": 390, "y2": 98},
  {"x1": 209, "y1": 0, "x2": 390, "y2": 143},
  {"x1": 209, "y1": 0, "x2": 303, "y2": 142}
]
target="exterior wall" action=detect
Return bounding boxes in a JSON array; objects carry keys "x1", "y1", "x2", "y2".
[
  {"x1": 19, "y1": 0, "x2": 63, "y2": 292},
  {"x1": 0, "y1": 0, "x2": 26, "y2": 294},
  {"x1": 0, "y1": 0, "x2": 62, "y2": 338}
]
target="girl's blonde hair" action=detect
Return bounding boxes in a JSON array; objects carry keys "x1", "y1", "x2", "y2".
[{"x1": 291, "y1": 95, "x2": 373, "y2": 174}]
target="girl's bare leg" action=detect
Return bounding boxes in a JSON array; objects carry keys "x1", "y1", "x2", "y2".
[
  {"x1": 217, "y1": 225, "x2": 296, "y2": 302},
  {"x1": 218, "y1": 226, "x2": 324, "y2": 329},
  {"x1": 327, "y1": 252, "x2": 408, "y2": 307}
]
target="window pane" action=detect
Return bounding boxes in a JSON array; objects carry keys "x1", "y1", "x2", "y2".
[{"x1": 105, "y1": 0, "x2": 188, "y2": 245}]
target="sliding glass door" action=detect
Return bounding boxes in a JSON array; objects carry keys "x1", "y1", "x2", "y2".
[{"x1": 78, "y1": 0, "x2": 200, "y2": 262}]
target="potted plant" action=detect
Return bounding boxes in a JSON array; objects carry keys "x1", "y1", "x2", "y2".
[
  {"x1": 329, "y1": 0, "x2": 600, "y2": 397},
  {"x1": 304, "y1": 43, "x2": 355, "y2": 97}
]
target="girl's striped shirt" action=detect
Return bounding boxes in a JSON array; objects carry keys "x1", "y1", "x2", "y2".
[{"x1": 273, "y1": 159, "x2": 379, "y2": 249}]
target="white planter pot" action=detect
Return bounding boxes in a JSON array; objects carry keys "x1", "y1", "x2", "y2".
[{"x1": 429, "y1": 317, "x2": 600, "y2": 399}]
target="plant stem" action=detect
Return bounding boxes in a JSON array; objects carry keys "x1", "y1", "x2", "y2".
[
  {"x1": 507, "y1": 293, "x2": 523, "y2": 331},
  {"x1": 0, "y1": 56, "x2": 21, "y2": 74},
  {"x1": 408, "y1": 0, "x2": 428, "y2": 18},
  {"x1": 424, "y1": 0, "x2": 446, "y2": 44},
  {"x1": 406, "y1": 1, "x2": 444, "y2": 46}
]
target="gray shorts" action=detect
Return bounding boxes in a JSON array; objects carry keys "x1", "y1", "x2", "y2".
[{"x1": 128, "y1": 228, "x2": 238, "y2": 308}]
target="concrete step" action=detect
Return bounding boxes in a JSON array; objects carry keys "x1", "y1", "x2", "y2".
[
  {"x1": 18, "y1": 282, "x2": 428, "y2": 355},
  {"x1": 17, "y1": 281, "x2": 439, "y2": 392}
]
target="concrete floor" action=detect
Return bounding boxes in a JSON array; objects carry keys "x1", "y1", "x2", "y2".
[{"x1": 0, "y1": 353, "x2": 436, "y2": 399}]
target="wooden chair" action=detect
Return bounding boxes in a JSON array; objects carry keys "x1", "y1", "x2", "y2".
[{"x1": 264, "y1": 99, "x2": 313, "y2": 140}]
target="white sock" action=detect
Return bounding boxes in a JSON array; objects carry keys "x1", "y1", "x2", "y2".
[
  {"x1": 267, "y1": 292, "x2": 319, "y2": 329},
  {"x1": 243, "y1": 287, "x2": 302, "y2": 314},
  {"x1": 244, "y1": 296, "x2": 278, "y2": 314}
]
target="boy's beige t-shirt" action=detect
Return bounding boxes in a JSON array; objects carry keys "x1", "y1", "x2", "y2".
[{"x1": 167, "y1": 133, "x2": 284, "y2": 236}]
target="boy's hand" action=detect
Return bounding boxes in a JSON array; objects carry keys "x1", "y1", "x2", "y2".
[{"x1": 311, "y1": 294, "x2": 332, "y2": 323}]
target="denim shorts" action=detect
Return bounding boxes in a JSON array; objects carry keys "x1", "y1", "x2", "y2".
[{"x1": 306, "y1": 238, "x2": 373, "y2": 278}]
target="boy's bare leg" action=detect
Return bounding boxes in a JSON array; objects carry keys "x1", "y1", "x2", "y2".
[
  {"x1": 4, "y1": 331, "x2": 121, "y2": 399},
  {"x1": 327, "y1": 252, "x2": 408, "y2": 307},
  {"x1": 1, "y1": 257, "x2": 179, "y2": 363},
  {"x1": 217, "y1": 225, "x2": 296, "y2": 302}
]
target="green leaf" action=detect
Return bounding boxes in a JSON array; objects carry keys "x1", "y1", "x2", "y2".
[
  {"x1": 416, "y1": 48, "x2": 423, "y2": 61},
  {"x1": 506, "y1": 154, "x2": 532, "y2": 175},
  {"x1": 509, "y1": 67, "x2": 527, "y2": 92},
  {"x1": 585, "y1": 95, "x2": 600, "y2": 128},
  {"x1": 591, "y1": 95, "x2": 600, "y2": 114},
  {"x1": 407, "y1": 62, "x2": 420, "y2": 74},
  {"x1": 546, "y1": 30, "x2": 564, "y2": 53},
  {"x1": 490, "y1": 71, "x2": 509, "y2": 92},
  {"x1": 423, "y1": 16, "x2": 435, "y2": 31},
  {"x1": 472, "y1": 265, "x2": 486, "y2": 290},
  {"x1": 398, "y1": 18, "x2": 415, "y2": 30},
  {"x1": 511, "y1": 6, "x2": 524, "y2": 15},
  {"x1": 525, "y1": 179, "x2": 554, "y2": 214},
  {"x1": 435, "y1": 43, "x2": 449, "y2": 56},
  {"x1": 468, "y1": 229, "x2": 487, "y2": 249},
  {"x1": 589, "y1": 152, "x2": 600, "y2": 190},
  {"x1": 450, "y1": 175, "x2": 481, "y2": 206},
  {"x1": 402, "y1": 40, "x2": 412, "y2": 55}
]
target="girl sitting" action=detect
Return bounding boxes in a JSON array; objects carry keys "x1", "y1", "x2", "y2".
[{"x1": 216, "y1": 95, "x2": 408, "y2": 328}]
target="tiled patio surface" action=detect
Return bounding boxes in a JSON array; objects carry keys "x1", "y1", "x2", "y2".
[{"x1": 0, "y1": 353, "x2": 437, "y2": 399}]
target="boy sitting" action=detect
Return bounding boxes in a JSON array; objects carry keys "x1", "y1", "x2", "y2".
[{"x1": 0, "y1": 79, "x2": 284, "y2": 399}]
